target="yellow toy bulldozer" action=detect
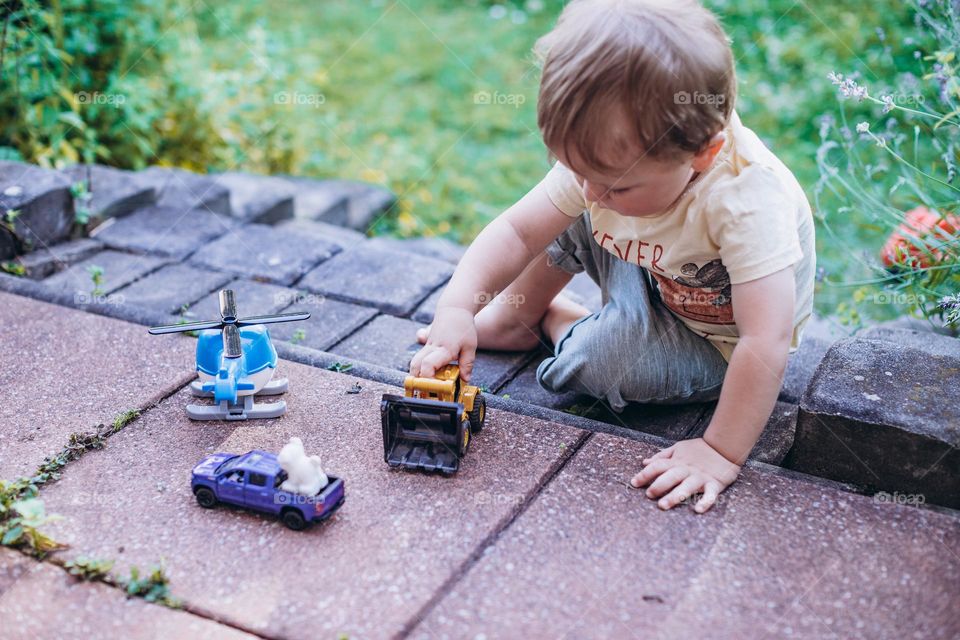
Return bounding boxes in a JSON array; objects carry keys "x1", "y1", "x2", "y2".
[{"x1": 380, "y1": 363, "x2": 486, "y2": 474}]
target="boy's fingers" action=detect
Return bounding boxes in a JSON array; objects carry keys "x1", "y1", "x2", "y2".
[
  {"x1": 409, "y1": 347, "x2": 425, "y2": 376},
  {"x1": 630, "y1": 459, "x2": 672, "y2": 487},
  {"x1": 658, "y1": 475, "x2": 703, "y2": 510},
  {"x1": 415, "y1": 326, "x2": 430, "y2": 344},
  {"x1": 694, "y1": 481, "x2": 722, "y2": 514},
  {"x1": 459, "y1": 350, "x2": 474, "y2": 384},
  {"x1": 643, "y1": 445, "x2": 675, "y2": 464},
  {"x1": 426, "y1": 346, "x2": 457, "y2": 377},
  {"x1": 646, "y1": 466, "x2": 689, "y2": 499}
]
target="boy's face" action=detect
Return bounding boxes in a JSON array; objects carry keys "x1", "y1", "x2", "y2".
[{"x1": 552, "y1": 133, "x2": 725, "y2": 218}]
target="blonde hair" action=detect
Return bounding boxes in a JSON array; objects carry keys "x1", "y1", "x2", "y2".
[{"x1": 534, "y1": 0, "x2": 736, "y2": 172}]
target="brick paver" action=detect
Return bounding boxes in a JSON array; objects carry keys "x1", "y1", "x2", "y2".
[
  {"x1": 0, "y1": 292, "x2": 196, "y2": 480},
  {"x1": 411, "y1": 432, "x2": 960, "y2": 639},
  {"x1": 0, "y1": 548, "x2": 257, "y2": 639},
  {"x1": 39, "y1": 360, "x2": 585, "y2": 639}
]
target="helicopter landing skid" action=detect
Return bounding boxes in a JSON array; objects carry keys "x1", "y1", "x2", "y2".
[
  {"x1": 186, "y1": 394, "x2": 287, "y2": 421},
  {"x1": 189, "y1": 377, "x2": 289, "y2": 398}
]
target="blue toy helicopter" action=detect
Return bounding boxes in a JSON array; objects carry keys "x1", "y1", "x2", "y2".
[{"x1": 148, "y1": 289, "x2": 310, "y2": 421}]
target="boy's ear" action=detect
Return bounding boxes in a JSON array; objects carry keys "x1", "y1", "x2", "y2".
[{"x1": 691, "y1": 132, "x2": 726, "y2": 172}]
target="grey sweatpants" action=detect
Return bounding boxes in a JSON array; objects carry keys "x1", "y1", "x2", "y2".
[{"x1": 535, "y1": 213, "x2": 729, "y2": 412}]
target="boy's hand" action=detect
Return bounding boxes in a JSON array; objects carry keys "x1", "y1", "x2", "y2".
[
  {"x1": 408, "y1": 306, "x2": 478, "y2": 382},
  {"x1": 629, "y1": 438, "x2": 741, "y2": 513}
]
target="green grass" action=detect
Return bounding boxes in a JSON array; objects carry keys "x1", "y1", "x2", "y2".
[{"x1": 178, "y1": 0, "x2": 921, "y2": 317}]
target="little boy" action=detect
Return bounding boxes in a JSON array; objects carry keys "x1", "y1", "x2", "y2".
[{"x1": 410, "y1": 0, "x2": 815, "y2": 513}]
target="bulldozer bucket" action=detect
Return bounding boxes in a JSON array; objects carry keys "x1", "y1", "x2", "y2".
[{"x1": 380, "y1": 393, "x2": 466, "y2": 474}]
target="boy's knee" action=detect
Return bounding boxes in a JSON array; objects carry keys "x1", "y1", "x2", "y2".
[
  {"x1": 535, "y1": 314, "x2": 666, "y2": 405},
  {"x1": 535, "y1": 310, "x2": 726, "y2": 407}
]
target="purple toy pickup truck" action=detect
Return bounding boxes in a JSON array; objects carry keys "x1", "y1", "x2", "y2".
[{"x1": 191, "y1": 450, "x2": 345, "y2": 530}]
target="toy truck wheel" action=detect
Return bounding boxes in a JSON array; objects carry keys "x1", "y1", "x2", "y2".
[
  {"x1": 469, "y1": 394, "x2": 485, "y2": 433},
  {"x1": 460, "y1": 417, "x2": 471, "y2": 455},
  {"x1": 281, "y1": 508, "x2": 307, "y2": 531},
  {"x1": 194, "y1": 487, "x2": 217, "y2": 509}
]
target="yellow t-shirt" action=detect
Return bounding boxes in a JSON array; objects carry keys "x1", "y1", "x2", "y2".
[{"x1": 542, "y1": 110, "x2": 816, "y2": 362}]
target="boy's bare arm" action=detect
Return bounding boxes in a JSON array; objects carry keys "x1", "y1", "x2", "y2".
[
  {"x1": 631, "y1": 265, "x2": 795, "y2": 512},
  {"x1": 409, "y1": 179, "x2": 578, "y2": 379},
  {"x1": 702, "y1": 265, "x2": 795, "y2": 464}
]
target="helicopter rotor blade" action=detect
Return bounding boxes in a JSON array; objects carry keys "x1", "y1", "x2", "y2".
[
  {"x1": 148, "y1": 320, "x2": 224, "y2": 335},
  {"x1": 222, "y1": 324, "x2": 243, "y2": 358},
  {"x1": 219, "y1": 289, "x2": 238, "y2": 323},
  {"x1": 236, "y1": 311, "x2": 311, "y2": 327}
]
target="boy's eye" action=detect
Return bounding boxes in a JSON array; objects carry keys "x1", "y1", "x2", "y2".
[{"x1": 609, "y1": 187, "x2": 631, "y2": 195}]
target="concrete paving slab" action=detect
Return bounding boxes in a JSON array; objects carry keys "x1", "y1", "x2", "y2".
[
  {"x1": 268, "y1": 296, "x2": 379, "y2": 351},
  {"x1": 0, "y1": 291, "x2": 196, "y2": 480},
  {"x1": 0, "y1": 549, "x2": 256, "y2": 640},
  {"x1": 498, "y1": 347, "x2": 593, "y2": 408},
  {"x1": 411, "y1": 432, "x2": 960, "y2": 640},
  {"x1": 91, "y1": 205, "x2": 238, "y2": 260},
  {"x1": 39, "y1": 360, "x2": 585, "y2": 639},
  {"x1": 112, "y1": 264, "x2": 233, "y2": 315},
  {"x1": 190, "y1": 224, "x2": 340, "y2": 285},
  {"x1": 411, "y1": 285, "x2": 442, "y2": 324},
  {"x1": 183, "y1": 278, "x2": 301, "y2": 321},
  {"x1": 330, "y1": 313, "x2": 531, "y2": 391},
  {"x1": 368, "y1": 236, "x2": 466, "y2": 264},
  {"x1": 41, "y1": 250, "x2": 169, "y2": 300},
  {"x1": 298, "y1": 244, "x2": 454, "y2": 316},
  {"x1": 276, "y1": 218, "x2": 367, "y2": 250}
]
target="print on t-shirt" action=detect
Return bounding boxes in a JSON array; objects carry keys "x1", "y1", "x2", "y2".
[{"x1": 651, "y1": 258, "x2": 734, "y2": 325}]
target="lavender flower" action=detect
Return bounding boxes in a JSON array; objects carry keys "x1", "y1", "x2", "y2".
[{"x1": 828, "y1": 72, "x2": 868, "y2": 101}]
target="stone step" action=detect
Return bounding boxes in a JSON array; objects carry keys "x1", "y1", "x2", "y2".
[
  {"x1": 111, "y1": 263, "x2": 233, "y2": 316},
  {"x1": 61, "y1": 164, "x2": 157, "y2": 221},
  {"x1": 138, "y1": 167, "x2": 231, "y2": 215},
  {"x1": 275, "y1": 218, "x2": 367, "y2": 250},
  {"x1": 297, "y1": 242, "x2": 455, "y2": 316},
  {"x1": 368, "y1": 236, "x2": 467, "y2": 264},
  {"x1": 90, "y1": 205, "x2": 239, "y2": 260},
  {"x1": 786, "y1": 328, "x2": 960, "y2": 509},
  {"x1": 40, "y1": 249, "x2": 170, "y2": 301},
  {"x1": 327, "y1": 313, "x2": 533, "y2": 392},
  {"x1": 212, "y1": 171, "x2": 295, "y2": 224},
  {"x1": 0, "y1": 161, "x2": 74, "y2": 259},
  {"x1": 188, "y1": 223, "x2": 340, "y2": 285},
  {"x1": 282, "y1": 175, "x2": 396, "y2": 231},
  {"x1": 781, "y1": 314, "x2": 853, "y2": 403},
  {"x1": 12, "y1": 238, "x2": 103, "y2": 280}
]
